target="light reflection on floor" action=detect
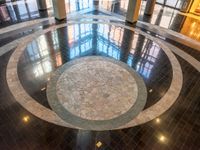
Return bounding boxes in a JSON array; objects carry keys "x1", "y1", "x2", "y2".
[{"x1": 0, "y1": 1, "x2": 199, "y2": 149}]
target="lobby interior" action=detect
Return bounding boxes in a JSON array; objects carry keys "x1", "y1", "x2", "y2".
[{"x1": 0, "y1": 0, "x2": 200, "y2": 149}]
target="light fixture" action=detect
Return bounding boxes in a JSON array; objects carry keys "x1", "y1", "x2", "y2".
[
  {"x1": 155, "y1": 118, "x2": 161, "y2": 124},
  {"x1": 159, "y1": 135, "x2": 166, "y2": 142},
  {"x1": 22, "y1": 115, "x2": 30, "y2": 123},
  {"x1": 96, "y1": 141, "x2": 102, "y2": 148},
  {"x1": 149, "y1": 89, "x2": 153, "y2": 93},
  {"x1": 41, "y1": 87, "x2": 46, "y2": 91},
  {"x1": 157, "y1": 134, "x2": 168, "y2": 144}
]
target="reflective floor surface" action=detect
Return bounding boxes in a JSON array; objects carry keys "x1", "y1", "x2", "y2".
[
  {"x1": 0, "y1": 0, "x2": 200, "y2": 150},
  {"x1": 18, "y1": 24, "x2": 172, "y2": 110},
  {"x1": 1, "y1": 0, "x2": 200, "y2": 41}
]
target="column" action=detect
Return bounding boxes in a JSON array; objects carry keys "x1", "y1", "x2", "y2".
[
  {"x1": 13, "y1": 4, "x2": 21, "y2": 21},
  {"x1": 91, "y1": 11, "x2": 99, "y2": 55},
  {"x1": 126, "y1": 0, "x2": 142, "y2": 23},
  {"x1": 75, "y1": 131, "x2": 94, "y2": 150},
  {"x1": 112, "y1": 1, "x2": 120, "y2": 13},
  {"x1": 132, "y1": 34, "x2": 145, "y2": 69},
  {"x1": 120, "y1": 28, "x2": 134, "y2": 63},
  {"x1": 57, "y1": 27, "x2": 70, "y2": 63},
  {"x1": 36, "y1": 0, "x2": 47, "y2": 10},
  {"x1": 144, "y1": 0, "x2": 156, "y2": 15},
  {"x1": 52, "y1": 0, "x2": 66, "y2": 20}
]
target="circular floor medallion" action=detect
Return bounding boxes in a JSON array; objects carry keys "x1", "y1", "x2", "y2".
[
  {"x1": 47, "y1": 56, "x2": 147, "y2": 130},
  {"x1": 6, "y1": 21, "x2": 183, "y2": 131}
]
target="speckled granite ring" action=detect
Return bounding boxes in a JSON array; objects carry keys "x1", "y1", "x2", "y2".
[{"x1": 47, "y1": 56, "x2": 147, "y2": 130}]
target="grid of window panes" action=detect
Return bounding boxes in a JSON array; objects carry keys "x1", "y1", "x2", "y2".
[{"x1": 156, "y1": 0, "x2": 185, "y2": 9}]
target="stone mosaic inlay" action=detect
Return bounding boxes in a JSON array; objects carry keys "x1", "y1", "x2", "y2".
[
  {"x1": 56, "y1": 58, "x2": 138, "y2": 120},
  {"x1": 47, "y1": 56, "x2": 147, "y2": 130}
]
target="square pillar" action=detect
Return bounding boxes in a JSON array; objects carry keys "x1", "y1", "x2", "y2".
[
  {"x1": 144, "y1": 0, "x2": 156, "y2": 15},
  {"x1": 36, "y1": 0, "x2": 47, "y2": 10},
  {"x1": 52, "y1": 0, "x2": 66, "y2": 20},
  {"x1": 126, "y1": 0, "x2": 142, "y2": 23}
]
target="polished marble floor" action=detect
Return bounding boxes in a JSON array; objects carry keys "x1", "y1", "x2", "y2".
[{"x1": 0, "y1": 0, "x2": 200, "y2": 150}]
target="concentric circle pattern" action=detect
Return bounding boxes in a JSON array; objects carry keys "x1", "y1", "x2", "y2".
[
  {"x1": 1, "y1": 1, "x2": 200, "y2": 148},
  {"x1": 6, "y1": 20, "x2": 184, "y2": 131}
]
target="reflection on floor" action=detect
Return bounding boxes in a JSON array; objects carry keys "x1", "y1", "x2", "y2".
[
  {"x1": 0, "y1": 0, "x2": 200, "y2": 150},
  {"x1": 1, "y1": 0, "x2": 200, "y2": 42},
  {"x1": 18, "y1": 24, "x2": 172, "y2": 110}
]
